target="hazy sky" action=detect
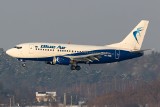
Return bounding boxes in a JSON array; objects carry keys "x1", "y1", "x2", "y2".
[{"x1": 0, "y1": 0, "x2": 159, "y2": 51}]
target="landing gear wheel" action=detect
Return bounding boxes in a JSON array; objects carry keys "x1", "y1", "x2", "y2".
[
  {"x1": 22, "y1": 63, "x2": 26, "y2": 67},
  {"x1": 71, "y1": 65, "x2": 76, "y2": 70},
  {"x1": 75, "y1": 65, "x2": 81, "y2": 71},
  {"x1": 70, "y1": 65, "x2": 81, "y2": 71}
]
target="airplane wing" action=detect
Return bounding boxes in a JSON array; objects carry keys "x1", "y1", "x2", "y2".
[{"x1": 65, "y1": 52, "x2": 110, "y2": 63}]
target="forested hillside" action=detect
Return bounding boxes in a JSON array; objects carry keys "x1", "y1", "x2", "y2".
[{"x1": 0, "y1": 48, "x2": 160, "y2": 106}]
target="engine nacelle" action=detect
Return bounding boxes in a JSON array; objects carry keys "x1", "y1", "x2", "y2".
[{"x1": 46, "y1": 56, "x2": 71, "y2": 65}]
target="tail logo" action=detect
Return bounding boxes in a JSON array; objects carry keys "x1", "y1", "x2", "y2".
[{"x1": 133, "y1": 27, "x2": 143, "y2": 43}]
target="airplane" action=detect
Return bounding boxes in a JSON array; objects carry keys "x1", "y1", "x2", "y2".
[{"x1": 6, "y1": 20, "x2": 149, "y2": 70}]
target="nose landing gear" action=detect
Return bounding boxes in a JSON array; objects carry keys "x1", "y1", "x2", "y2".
[
  {"x1": 22, "y1": 63, "x2": 26, "y2": 67},
  {"x1": 18, "y1": 59, "x2": 26, "y2": 67}
]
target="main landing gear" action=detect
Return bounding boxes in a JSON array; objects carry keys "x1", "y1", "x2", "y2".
[{"x1": 70, "y1": 65, "x2": 81, "y2": 71}]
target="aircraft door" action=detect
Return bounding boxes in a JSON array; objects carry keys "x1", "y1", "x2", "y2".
[
  {"x1": 115, "y1": 50, "x2": 120, "y2": 59},
  {"x1": 29, "y1": 44, "x2": 34, "y2": 54}
]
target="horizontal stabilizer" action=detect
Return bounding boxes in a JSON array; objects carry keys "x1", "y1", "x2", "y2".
[{"x1": 131, "y1": 49, "x2": 153, "y2": 53}]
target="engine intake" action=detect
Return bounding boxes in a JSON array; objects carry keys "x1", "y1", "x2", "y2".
[{"x1": 46, "y1": 56, "x2": 71, "y2": 65}]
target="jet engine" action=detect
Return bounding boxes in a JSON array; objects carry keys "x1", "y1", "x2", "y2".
[{"x1": 46, "y1": 56, "x2": 71, "y2": 65}]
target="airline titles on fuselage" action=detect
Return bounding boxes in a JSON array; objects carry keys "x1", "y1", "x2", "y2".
[
  {"x1": 41, "y1": 45, "x2": 66, "y2": 49},
  {"x1": 35, "y1": 45, "x2": 66, "y2": 50}
]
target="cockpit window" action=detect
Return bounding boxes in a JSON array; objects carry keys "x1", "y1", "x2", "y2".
[{"x1": 14, "y1": 46, "x2": 22, "y2": 49}]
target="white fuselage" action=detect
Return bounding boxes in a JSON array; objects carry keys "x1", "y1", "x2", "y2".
[{"x1": 6, "y1": 43, "x2": 113, "y2": 58}]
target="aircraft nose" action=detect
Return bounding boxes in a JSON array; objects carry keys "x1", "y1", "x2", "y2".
[
  {"x1": 6, "y1": 49, "x2": 13, "y2": 56},
  {"x1": 6, "y1": 48, "x2": 23, "y2": 58}
]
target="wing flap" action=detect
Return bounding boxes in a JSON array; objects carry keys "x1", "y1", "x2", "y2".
[{"x1": 65, "y1": 52, "x2": 109, "y2": 62}]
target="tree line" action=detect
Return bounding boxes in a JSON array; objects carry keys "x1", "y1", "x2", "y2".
[{"x1": 0, "y1": 48, "x2": 160, "y2": 106}]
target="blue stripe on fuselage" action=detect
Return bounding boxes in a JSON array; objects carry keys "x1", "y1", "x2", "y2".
[{"x1": 17, "y1": 49, "x2": 143, "y2": 64}]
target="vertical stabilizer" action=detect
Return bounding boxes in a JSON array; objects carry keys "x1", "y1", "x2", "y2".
[{"x1": 108, "y1": 20, "x2": 149, "y2": 50}]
